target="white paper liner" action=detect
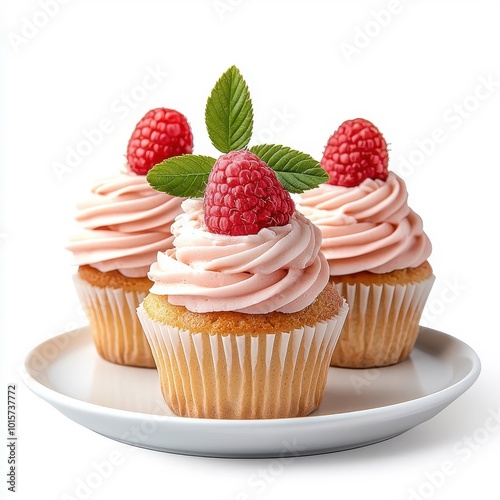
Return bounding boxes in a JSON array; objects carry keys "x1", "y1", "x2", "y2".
[
  {"x1": 137, "y1": 301, "x2": 348, "y2": 419},
  {"x1": 332, "y1": 274, "x2": 435, "y2": 368},
  {"x1": 73, "y1": 275, "x2": 155, "y2": 368}
]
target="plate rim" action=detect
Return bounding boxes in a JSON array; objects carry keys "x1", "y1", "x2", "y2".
[{"x1": 22, "y1": 326, "x2": 482, "y2": 429}]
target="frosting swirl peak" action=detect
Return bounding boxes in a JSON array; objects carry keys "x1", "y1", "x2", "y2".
[
  {"x1": 67, "y1": 171, "x2": 183, "y2": 278},
  {"x1": 297, "y1": 172, "x2": 431, "y2": 275}
]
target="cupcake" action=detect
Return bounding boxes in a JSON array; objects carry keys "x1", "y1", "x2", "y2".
[
  {"x1": 137, "y1": 66, "x2": 348, "y2": 419},
  {"x1": 297, "y1": 118, "x2": 434, "y2": 368},
  {"x1": 66, "y1": 107, "x2": 193, "y2": 367}
]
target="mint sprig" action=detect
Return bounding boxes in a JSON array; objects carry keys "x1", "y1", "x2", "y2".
[
  {"x1": 147, "y1": 155, "x2": 216, "y2": 198},
  {"x1": 205, "y1": 65, "x2": 253, "y2": 153},
  {"x1": 249, "y1": 144, "x2": 328, "y2": 193},
  {"x1": 147, "y1": 65, "x2": 328, "y2": 198}
]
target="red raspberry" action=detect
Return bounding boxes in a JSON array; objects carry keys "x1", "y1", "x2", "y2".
[
  {"x1": 321, "y1": 118, "x2": 389, "y2": 187},
  {"x1": 204, "y1": 150, "x2": 295, "y2": 236},
  {"x1": 126, "y1": 108, "x2": 193, "y2": 175}
]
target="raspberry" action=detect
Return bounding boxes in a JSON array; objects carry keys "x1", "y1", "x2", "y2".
[
  {"x1": 204, "y1": 150, "x2": 295, "y2": 236},
  {"x1": 321, "y1": 118, "x2": 389, "y2": 187},
  {"x1": 126, "y1": 108, "x2": 193, "y2": 175}
]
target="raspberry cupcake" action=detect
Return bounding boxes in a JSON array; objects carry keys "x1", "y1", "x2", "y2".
[
  {"x1": 297, "y1": 118, "x2": 434, "y2": 368},
  {"x1": 67, "y1": 108, "x2": 193, "y2": 367},
  {"x1": 137, "y1": 66, "x2": 348, "y2": 419}
]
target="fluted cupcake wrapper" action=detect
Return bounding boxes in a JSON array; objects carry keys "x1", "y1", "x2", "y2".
[
  {"x1": 331, "y1": 275, "x2": 435, "y2": 368},
  {"x1": 73, "y1": 275, "x2": 155, "y2": 368},
  {"x1": 137, "y1": 301, "x2": 348, "y2": 419}
]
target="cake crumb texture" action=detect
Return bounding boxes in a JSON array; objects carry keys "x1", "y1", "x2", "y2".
[
  {"x1": 142, "y1": 282, "x2": 343, "y2": 335},
  {"x1": 330, "y1": 261, "x2": 433, "y2": 286},
  {"x1": 78, "y1": 265, "x2": 151, "y2": 292}
]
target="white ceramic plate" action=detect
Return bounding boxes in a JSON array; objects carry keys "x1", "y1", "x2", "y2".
[{"x1": 22, "y1": 326, "x2": 480, "y2": 458}]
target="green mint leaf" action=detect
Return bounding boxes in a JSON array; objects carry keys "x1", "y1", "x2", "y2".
[
  {"x1": 249, "y1": 144, "x2": 328, "y2": 193},
  {"x1": 146, "y1": 155, "x2": 216, "y2": 198},
  {"x1": 205, "y1": 65, "x2": 254, "y2": 153}
]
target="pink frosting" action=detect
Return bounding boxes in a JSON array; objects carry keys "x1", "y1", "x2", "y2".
[
  {"x1": 148, "y1": 199, "x2": 330, "y2": 314},
  {"x1": 297, "y1": 173, "x2": 431, "y2": 275},
  {"x1": 67, "y1": 171, "x2": 184, "y2": 278}
]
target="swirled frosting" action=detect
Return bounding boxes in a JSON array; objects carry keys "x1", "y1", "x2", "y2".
[
  {"x1": 297, "y1": 173, "x2": 431, "y2": 275},
  {"x1": 67, "y1": 170, "x2": 184, "y2": 278},
  {"x1": 148, "y1": 199, "x2": 330, "y2": 314}
]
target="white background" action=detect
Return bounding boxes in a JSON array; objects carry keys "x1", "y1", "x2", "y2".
[{"x1": 1, "y1": 0, "x2": 500, "y2": 499}]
